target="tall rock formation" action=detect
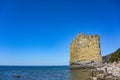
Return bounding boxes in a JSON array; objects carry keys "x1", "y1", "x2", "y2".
[{"x1": 70, "y1": 33, "x2": 102, "y2": 69}]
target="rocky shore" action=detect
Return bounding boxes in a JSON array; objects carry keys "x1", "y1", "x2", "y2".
[{"x1": 90, "y1": 62, "x2": 120, "y2": 80}]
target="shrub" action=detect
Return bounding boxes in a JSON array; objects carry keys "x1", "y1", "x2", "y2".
[{"x1": 109, "y1": 48, "x2": 120, "y2": 63}]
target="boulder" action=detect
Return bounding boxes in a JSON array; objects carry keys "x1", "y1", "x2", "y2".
[{"x1": 70, "y1": 33, "x2": 102, "y2": 69}]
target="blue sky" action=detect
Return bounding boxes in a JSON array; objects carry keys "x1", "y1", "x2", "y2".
[{"x1": 0, "y1": 0, "x2": 120, "y2": 65}]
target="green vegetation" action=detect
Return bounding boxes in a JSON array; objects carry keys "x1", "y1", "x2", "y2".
[{"x1": 109, "y1": 48, "x2": 120, "y2": 63}]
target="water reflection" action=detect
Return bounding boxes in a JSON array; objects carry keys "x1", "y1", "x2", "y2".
[{"x1": 70, "y1": 69, "x2": 92, "y2": 80}]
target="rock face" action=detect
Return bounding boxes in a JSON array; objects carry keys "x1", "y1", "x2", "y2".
[
  {"x1": 102, "y1": 54, "x2": 112, "y2": 64},
  {"x1": 70, "y1": 33, "x2": 102, "y2": 69}
]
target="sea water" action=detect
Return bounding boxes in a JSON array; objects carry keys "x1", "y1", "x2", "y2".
[{"x1": 0, "y1": 66, "x2": 91, "y2": 80}]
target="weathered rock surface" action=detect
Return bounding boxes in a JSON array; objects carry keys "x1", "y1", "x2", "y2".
[{"x1": 70, "y1": 33, "x2": 102, "y2": 69}]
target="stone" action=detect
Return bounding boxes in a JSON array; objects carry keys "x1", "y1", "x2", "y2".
[
  {"x1": 70, "y1": 33, "x2": 102, "y2": 69},
  {"x1": 92, "y1": 77, "x2": 97, "y2": 80},
  {"x1": 16, "y1": 75, "x2": 21, "y2": 78},
  {"x1": 104, "y1": 75, "x2": 113, "y2": 80},
  {"x1": 92, "y1": 62, "x2": 120, "y2": 80}
]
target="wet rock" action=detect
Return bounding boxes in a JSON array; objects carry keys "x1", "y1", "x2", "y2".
[{"x1": 16, "y1": 75, "x2": 21, "y2": 78}]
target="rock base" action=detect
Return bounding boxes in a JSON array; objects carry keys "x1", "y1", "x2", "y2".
[{"x1": 70, "y1": 61, "x2": 102, "y2": 69}]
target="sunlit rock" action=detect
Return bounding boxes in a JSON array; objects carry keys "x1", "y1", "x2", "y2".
[{"x1": 70, "y1": 33, "x2": 102, "y2": 69}]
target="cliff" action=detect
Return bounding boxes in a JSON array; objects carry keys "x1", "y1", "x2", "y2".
[{"x1": 70, "y1": 33, "x2": 102, "y2": 69}]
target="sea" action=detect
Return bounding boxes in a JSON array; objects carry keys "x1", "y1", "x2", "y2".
[{"x1": 0, "y1": 66, "x2": 91, "y2": 80}]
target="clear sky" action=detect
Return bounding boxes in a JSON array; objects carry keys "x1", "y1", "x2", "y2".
[{"x1": 0, "y1": 0, "x2": 120, "y2": 65}]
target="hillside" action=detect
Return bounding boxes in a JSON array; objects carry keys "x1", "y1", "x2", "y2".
[{"x1": 102, "y1": 48, "x2": 120, "y2": 63}]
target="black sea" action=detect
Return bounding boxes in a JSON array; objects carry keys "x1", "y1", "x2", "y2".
[{"x1": 0, "y1": 66, "x2": 91, "y2": 80}]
